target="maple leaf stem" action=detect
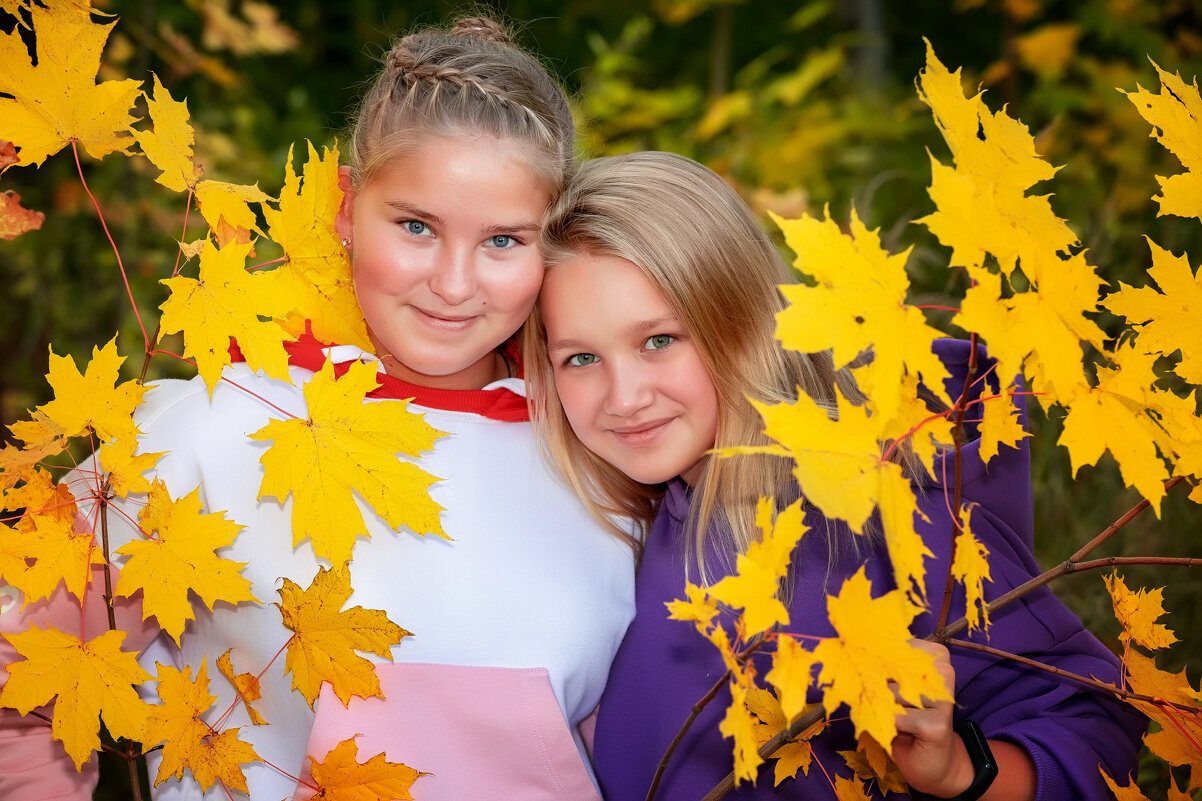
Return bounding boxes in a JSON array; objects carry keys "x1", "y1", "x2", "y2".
[
  {"x1": 137, "y1": 191, "x2": 196, "y2": 383},
  {"x1": 936, "y1": 333, "x2": 980, "y2": 631},
  {"x1": 71, "y1": 141, "x2": 150, "y2": 352},
  {"x1": 246, "y1": 256, "x2": 287, "y2": 272}
]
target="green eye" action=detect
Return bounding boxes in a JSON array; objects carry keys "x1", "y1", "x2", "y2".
[
  {"x1": 646, "y1": 334, "x2": 674, "y2": 350},
  {"x1": 566, "y1": 353, "x2": 598, "y2": 367}
]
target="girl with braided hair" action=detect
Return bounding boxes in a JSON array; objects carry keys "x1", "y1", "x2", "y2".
[{"x1": 0, "y1": 17, "x2": 634, "y2": 801}]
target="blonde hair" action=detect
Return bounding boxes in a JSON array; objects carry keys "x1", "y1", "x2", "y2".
[
  {"x1": 347, "y1": 17, "x2": 575, "y2": 194},
  {"x1": 524, "y1": 152, "x2": 858, "y2": 577}
]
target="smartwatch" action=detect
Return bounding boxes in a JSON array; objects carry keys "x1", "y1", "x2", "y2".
[{"x1": 911, "y1": 718, "x2": 999, "y2": 801}]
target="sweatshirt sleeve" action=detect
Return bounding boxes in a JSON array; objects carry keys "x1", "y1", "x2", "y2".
[{"x1": 913, "y1": 340, "x2": 1146, "y2": 799}]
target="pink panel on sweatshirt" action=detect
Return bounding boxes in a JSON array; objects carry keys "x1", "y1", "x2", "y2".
[{"x1": 292, "y1": 662, "x2": 601, "y2": 801}]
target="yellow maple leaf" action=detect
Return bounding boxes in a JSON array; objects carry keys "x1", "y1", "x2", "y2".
[
  {"x1": 143, "y1": 661, "x2": 260, "y2": 792},
  {"x1": 193, "y1": 178, "x2": 273, "y2": 242},
  {"x1": 261, "y1": 142, "x2": 372, "y2": 350},
  {"x1": 666, "y1": 582, "x2": 720, "y2": 634},
  {"x1": 1123, "y1": 650, "x2": 1202, "y2": 791},
  {"x1": 113, "y1": 480, "x2": 256, "y2": 646},
  {"x1": 158, "y1": 239, "x2": 295, "y2": 394},
  {"x1": 35, "y1": 337, "x2": 146, "y2": 444},
  {"x1": 130, "y1": 74, "x2": 203, "y2": 193},
  {"x1": 765, "y1": 635, "x2": 818, "y2": 723},
  {"x1": 216, "y1": 649, "x2": 267, "y2": 725},
  {"x1": 741, "y1": 685, "x2": 822, "y2": 786},
  {"x1": 838, "y1": 732, "x2": 909, "y2": 795},
  {"x1": 951, "y1": 509, "x2": 992, "y2": 633},
  {"x1": 953, "y1": 268, "x2": 1095, "y2": 406},
  {"x1": 0, "y1": 625, "x2": 150, "y2": 769},
  {"x1": 1105, "y1": 238, "x2": 1202, "y2": 385},
  {"x1": 97, "y1": 433, "x2": 162, "y2": 498},
  {"x1": 831, "y1": 773, "x2": 874, "y2": 801},
  {"x1": 720, "y1": 679, "x2": 765, "y2": 784},
  {"x1": 1104, "y1": 571, "x2": 1177, "y2": 651},
  {"x1": 1100, "y1": 769, "x2": 1153, "y2": 801},
  {"x1": 915, "y1": 40, "x2": 1076, "y2": 277},
  {"x1": 308, "y1": 736, "x2": 426, "y2": 801},
  {"x1": 812, "y1": 568, "x2": 952, "y2": 749},
  {"x1": 708, "y1": 499, "x2": 807, "y2": 637},
  {"x1": 0, "y1": 1, "x2": 142, "y2": 167},
  {"x1": 0, "y1": 411, "x2": 69, "y2": 490},
  {"x1": 978, "y1": 392, "x2": 1028, "y2": 466},
  {"x1": 1058, "y1": 343, "x2": 1177, "y2": 514},
  {"x1": 771, "y1": 209, "x2": 950, "y2": 423},
  {"x1": 3, "y1": 467, "x2": 103, "y2": 606},
  {"x1": 1124, "y1": 62, "x2": 1202, "y2": 220},
  {"x1": 251, "y1": 359, "x2": 446, "y2": 565},
  {"x1": 277, "y1": 565, "x2": 411, "y2": 707},
  {"x1": 747, "y1": 392, "x2": 933, "y2": 602}
]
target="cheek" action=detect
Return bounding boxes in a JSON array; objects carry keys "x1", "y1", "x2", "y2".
[{"x1": 554, "y1": 376, "x2": 598, "y2": 439}]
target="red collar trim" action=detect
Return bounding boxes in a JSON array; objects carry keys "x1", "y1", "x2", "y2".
[{"x1": 228, "y1": 332, "x2": 529, "y2": 422}]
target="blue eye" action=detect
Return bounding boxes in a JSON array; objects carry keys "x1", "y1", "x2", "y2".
[
  {"x1": 566, "y1": 353, "x2": 598, "y2": 367},
  {"x1": 488, "y1": 235, "x2": 517, "y2": 248},
  {"x1": 402, "y1": 220, "x2": 431, "y2": 236},
  {"x1": 645, "y1": 334, "x2": 674, "y2": 350}
]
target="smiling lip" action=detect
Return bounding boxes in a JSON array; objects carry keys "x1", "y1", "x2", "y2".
[
  {"x1": 411, "y1": 307, "x2": 479, "y2": 331},
  {"x1": 610, "y1": 418, "x2": 672, "y2": 445}
]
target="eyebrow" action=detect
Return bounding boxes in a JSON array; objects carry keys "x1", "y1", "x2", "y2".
[
  {"x1": 546, "y1": 316, "x2": 680, "y2": 353},
  {"x1": 384, "y1": 200, "x2": 541, "y2": 234}
]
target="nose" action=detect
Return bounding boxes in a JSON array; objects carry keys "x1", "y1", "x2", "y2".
[
  {"x1": 603, "y1": 360, "x2": 654, "y2": 417},
  {"x1": 428, "y1": 243, "x2": 476, "y2": 305}
]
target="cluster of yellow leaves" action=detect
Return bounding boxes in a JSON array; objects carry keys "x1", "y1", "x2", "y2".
[
  {"x1": 0, "y1": 1, "x2": 439, "y2": 793},
  {"x1": 680, "y1": 40, "x2": 1202, "y2": 792}
]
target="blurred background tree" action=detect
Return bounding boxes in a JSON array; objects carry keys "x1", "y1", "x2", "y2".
[{"x1": 1, "y1": 1, "x2": 1198, "y2": 798}]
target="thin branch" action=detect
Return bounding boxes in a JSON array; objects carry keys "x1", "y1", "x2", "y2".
[
  {"x1": 72, "y1": 142, "x2": 149, "y2": 351},
  {"x1": 937, "y1": 334, "x2": 978, "y2": 630}
]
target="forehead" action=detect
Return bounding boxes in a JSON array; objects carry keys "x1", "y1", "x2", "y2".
[
  {"x1": 542, "y1": 252, "x2": 676, "y2": 336},
  {"x1": 362, "y1": 131, "x2": 558, "y2": 195}
]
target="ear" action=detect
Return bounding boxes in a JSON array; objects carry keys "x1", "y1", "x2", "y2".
[{"x1": 335, "y1": 165, "x2": 356, "y2": 240}]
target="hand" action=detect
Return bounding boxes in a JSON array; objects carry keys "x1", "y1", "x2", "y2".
[{"x1": 890, "y1": 640, "x2": 975, "y2": 798}]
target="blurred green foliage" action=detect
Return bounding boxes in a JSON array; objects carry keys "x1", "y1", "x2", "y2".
[{"x1": 3, "y1": 0, "x2": 1200, "y2": 798}]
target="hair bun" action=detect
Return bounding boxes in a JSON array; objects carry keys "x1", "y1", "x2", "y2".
[{"x1": 449, "y1": 16, "x2": 510, "y2": 44}]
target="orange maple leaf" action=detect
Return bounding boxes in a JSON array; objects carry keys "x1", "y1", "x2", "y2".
[
  {"x1": 0, "y1": 188, "x2": 45, "y2": 239},
  {"x1": 308, "y1": 737, "x2": 426, "y2": 801},
  {"x1": 36, "y1": 336, "x2": 147, "y2": 444},
  {"x1": 216, "y1": 649, "x2": 267, "y2": 725},
  {"x1": 3, "y1": 467, "x2": 102, "y2": 606},
  {"x1": 130, "y1": 74, "x2": 203, "y2": 193},
  {"x1": 0, "y1": 625, "x2": 150, "y2": 769},
  {"x1": 812, "y1": 568, "x2": 952, "y2": 750},
  {"x1": 251, "y1": 359, "x2": 446, "y2": 566},
  {"x1": 113, "y1": 480, "x2": 256, "y2": 646},
  {"x1": 277, "y1": 565, "x2": 411, "y2": 707},
  {"x1": 143, "y1": 661, "x2": 260, "y2": 793},
  {"x1": 0, "y1": 1, "x2": 142, "y2": 167},
  {"x1": 159, "y1": 239, "x2": 296, "y2": 393},
  {"x1": 839, "y1": 732, "x2": 909, "y2": 795}
]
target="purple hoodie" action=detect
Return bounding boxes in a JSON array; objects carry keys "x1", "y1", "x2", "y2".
[{"x1": 592, "y1": 340, "x2": 1145, "y2": 800}]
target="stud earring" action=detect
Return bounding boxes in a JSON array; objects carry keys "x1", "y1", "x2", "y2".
[{"x1": 340, "y1": 237, "x2": 351, "y2": 249}]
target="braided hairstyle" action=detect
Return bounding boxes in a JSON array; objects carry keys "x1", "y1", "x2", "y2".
[{"x1": 348, "y1": 17, "x2": 575, "y2": 194}]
